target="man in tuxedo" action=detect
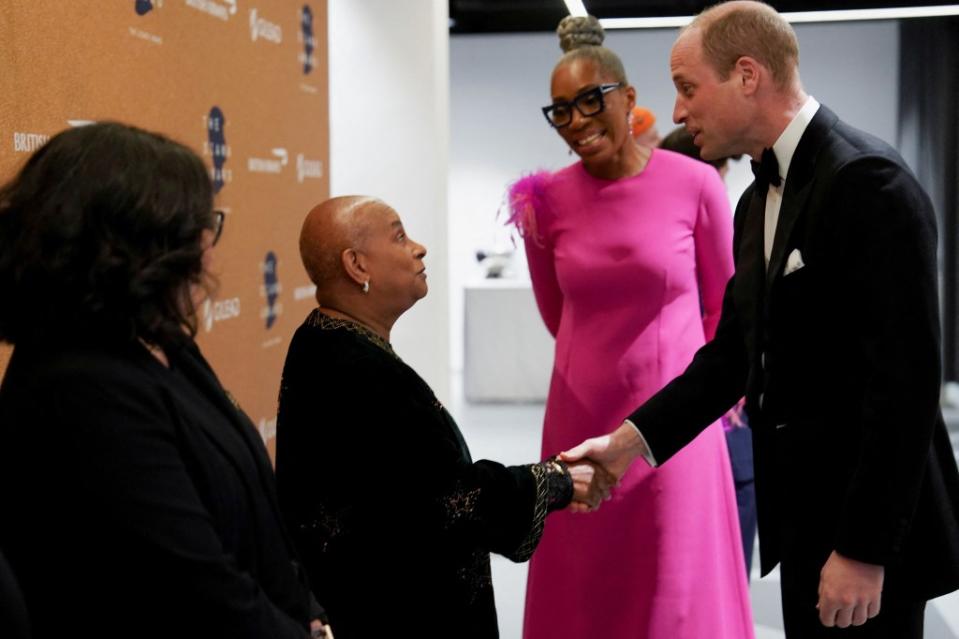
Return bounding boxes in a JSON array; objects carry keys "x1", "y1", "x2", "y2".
[{"x1": 563, "y1": 2, "x2": 959, "y2": 636}]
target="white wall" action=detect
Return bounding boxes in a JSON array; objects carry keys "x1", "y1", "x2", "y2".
[
  {"x1": 449, "y1": 20, "x2": 900, "y2": 371},
  {"x1": 328, "y1": 0, "x2": 450, "y2": 401}
]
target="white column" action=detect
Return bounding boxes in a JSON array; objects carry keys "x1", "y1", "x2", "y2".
[{"x1": 328, "y1": 0, "x2": 451, "y2": 401}]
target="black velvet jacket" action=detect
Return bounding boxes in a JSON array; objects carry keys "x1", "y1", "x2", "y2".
[{"x1": 275, "y1": 310, "x2": 571, "y2": 639}]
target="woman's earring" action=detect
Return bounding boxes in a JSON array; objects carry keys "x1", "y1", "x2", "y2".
[{"x1": 362, "y1": 280, "x2": 370, "y2": 294}]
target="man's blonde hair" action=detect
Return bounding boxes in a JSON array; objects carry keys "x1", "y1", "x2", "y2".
[{"x1": 690, "y1": 1, "x2": 799, "y2": 88}]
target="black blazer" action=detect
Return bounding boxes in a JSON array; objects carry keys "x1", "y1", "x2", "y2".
[
  {"x1": 0, "y1": 337, "x2": 318, "y2": 639},
  {"x1": 0, "y1": 549, "x2": 30, "y2": 639},
  {"x1": 628, "y1": 105, "x2": 959, "y2": 598}
]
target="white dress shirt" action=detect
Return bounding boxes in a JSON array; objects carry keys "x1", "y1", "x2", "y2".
[{"x1": 763, "y1": 96, "x2": 820, "y2": 267}]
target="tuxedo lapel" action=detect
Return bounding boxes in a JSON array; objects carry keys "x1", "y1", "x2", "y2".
[
  {"x1": 766, "y1": 177, "x2": 812, "y2": 288},
  {"x1": 765, "y1": 105, "x2": 837, "y2": 289},
  {"x1": 740, "y1": 186, "x2": 767, "y2": 303},
  {"x1": 731, "y1": 182, "x2": 767, "y2": 390}
]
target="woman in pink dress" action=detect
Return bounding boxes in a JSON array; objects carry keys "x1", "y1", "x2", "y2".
[{"x1": 509, "y1": 16, "x2": 754, "y2": 639}]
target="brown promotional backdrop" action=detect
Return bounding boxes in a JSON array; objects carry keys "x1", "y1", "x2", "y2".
[{"x1": 0, "y1": 0, "x2": 329, "y2": 458}]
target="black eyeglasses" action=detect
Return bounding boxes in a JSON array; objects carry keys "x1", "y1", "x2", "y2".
[
  {"x1": 542, "y1": 83, "x2": 624, "y2": 129},
  {"x1": 212, "y1": 210, "x2": 225, "y2": 246}
]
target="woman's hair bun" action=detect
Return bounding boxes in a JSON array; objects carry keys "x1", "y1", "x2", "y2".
[{"x1": 557, "y1": 15, "x2": 605, "y2": 52}]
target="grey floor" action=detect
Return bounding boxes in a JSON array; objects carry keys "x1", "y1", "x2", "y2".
[{"x1": 448, "y1": 378, "x2": 959, "y2": 639}]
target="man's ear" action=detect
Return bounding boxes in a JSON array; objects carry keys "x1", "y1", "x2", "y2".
[
  {"x1": 736, "y1": 56, "x2": 761, "y2": 96},
  {"x1": 341, "y1": 248, "x2": 369, "y2": 287}
]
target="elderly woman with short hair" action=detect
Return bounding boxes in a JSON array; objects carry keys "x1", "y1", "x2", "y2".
[{"x1": 275, "y1": 195, "x2": 612, "y2": 638}]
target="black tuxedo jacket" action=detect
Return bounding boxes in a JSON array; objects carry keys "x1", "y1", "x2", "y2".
[
  {"x1": 628, "y1": 105, "x2": 959, "y2": 598},
  {"x1": 0, "y1": 337, "x2": 319, "y2": 639}
]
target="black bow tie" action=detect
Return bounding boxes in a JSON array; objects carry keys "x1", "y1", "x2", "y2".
[{"x1": 751, "y1": 147, "x2": 782, "y2": 188}]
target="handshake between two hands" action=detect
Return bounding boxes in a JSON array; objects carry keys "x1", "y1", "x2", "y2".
[
  {"x1": 556, "y1": 422, "x2": 647, "y2": 513},
  {"x1": 562, "y1": 458, "x2": 617, "y2": 513}
]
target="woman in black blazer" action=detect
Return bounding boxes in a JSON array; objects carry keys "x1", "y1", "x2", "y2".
[{"x1": 0, "y1": 122, "x2": 328, "y2": 639}]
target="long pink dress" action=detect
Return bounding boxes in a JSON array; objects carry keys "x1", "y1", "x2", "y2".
[{"x1": 511, "y1": 149, "x2": 754, "y2": 639}]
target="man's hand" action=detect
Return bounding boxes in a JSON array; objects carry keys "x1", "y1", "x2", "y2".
[
  {"x1": 566, "y1": 459, "x2": 616, "y2": 512},
  {"x1": 311, "y1": 619, "x2": 334, "y2": 639},
  {"x1": 560, "y1": 421, "x2": 651, "y2": 509},
  {"x1": 817, "y1": 551, "x2": 884, "y2": 628}
]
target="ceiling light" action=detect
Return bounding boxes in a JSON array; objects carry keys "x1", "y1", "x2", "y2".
[
  {"x1": 564, "y1": 0, "x2": 589, "y2": 18},
  {"x1": 600, "y1": 4, "x2": 959, "y2": 29}
]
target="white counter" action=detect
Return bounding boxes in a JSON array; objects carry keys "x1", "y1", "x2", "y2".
[{"x1": 463, "y1": 280, "x2": 554, "y2": 402}]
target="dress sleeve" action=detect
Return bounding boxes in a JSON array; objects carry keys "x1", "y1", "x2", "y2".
[
  {"x1": 509, "y1": 172, "x2": 563, "y2": 337},
  {"x1": 439, "y1": 456, "x2": 572, "y2": 563},
  {"x1": 626, "y1": 193, "x2": 752, "y2": 463},
  {"x1": 694, "y1": 166, "x2": 735, "y2": 341}
]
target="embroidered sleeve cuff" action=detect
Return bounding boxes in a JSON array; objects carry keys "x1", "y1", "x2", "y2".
[
  {"x1": 541, "y1": 457, "x2": 574, "y2": 511},
  {"x1": 503, "y1": 459, "x2": 570, "y2": 563}
]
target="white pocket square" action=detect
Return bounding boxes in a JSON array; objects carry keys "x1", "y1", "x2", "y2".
[{"x1": 783, "y1": 249, "x2": 805, "y2": 276}]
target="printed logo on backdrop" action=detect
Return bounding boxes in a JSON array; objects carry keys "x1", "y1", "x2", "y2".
[
  {"x1": 299, "y1": 5, "x2": 315, "y2": 74},
  {"x1": 14, "y1": 119, "x2": 99, "y2": 154},
  {"x1": 250, "y1": 8, "x2": 282, "y2": 43},
  {"x1": 247, "y1": 147, "x2": 287, "y2": 174},
  {"x1": 261, "y1": 251, "x2": 282, "y2": 329},
  {"x1": 296, "y1": 153, "x2": 323, "y2": 183},
  {"x1": 135, "y1": 0, "x2": 158, "y2": 15},
  {"x1": 12, "y1": 132, "x2": 50, "y2": 154},
  {"x1": 204, "y1": 107, "x2": 231, "y2": 193},
  {"x1": 186, "y1": 0, "x2": 236, "y2": 21},
  {"x1": 202, "y1": 297, "x2": 241, "y2": 333},
  {"x1": 131, "y1": 1, "x2": 164, "y2": 43}
]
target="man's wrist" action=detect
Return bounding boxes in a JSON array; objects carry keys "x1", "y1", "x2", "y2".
[{"x1": 619, "y1": 419, "x2": 658, "y2": 467}]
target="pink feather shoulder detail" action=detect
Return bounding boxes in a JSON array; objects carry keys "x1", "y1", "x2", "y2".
[{"x1": 505, "y1": 171, "x2": 552, "y2": 243}]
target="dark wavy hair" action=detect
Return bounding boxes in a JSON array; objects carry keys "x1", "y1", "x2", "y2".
[{"x1": 0, "y1": 122, "x2": 215, "y2": 348}]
